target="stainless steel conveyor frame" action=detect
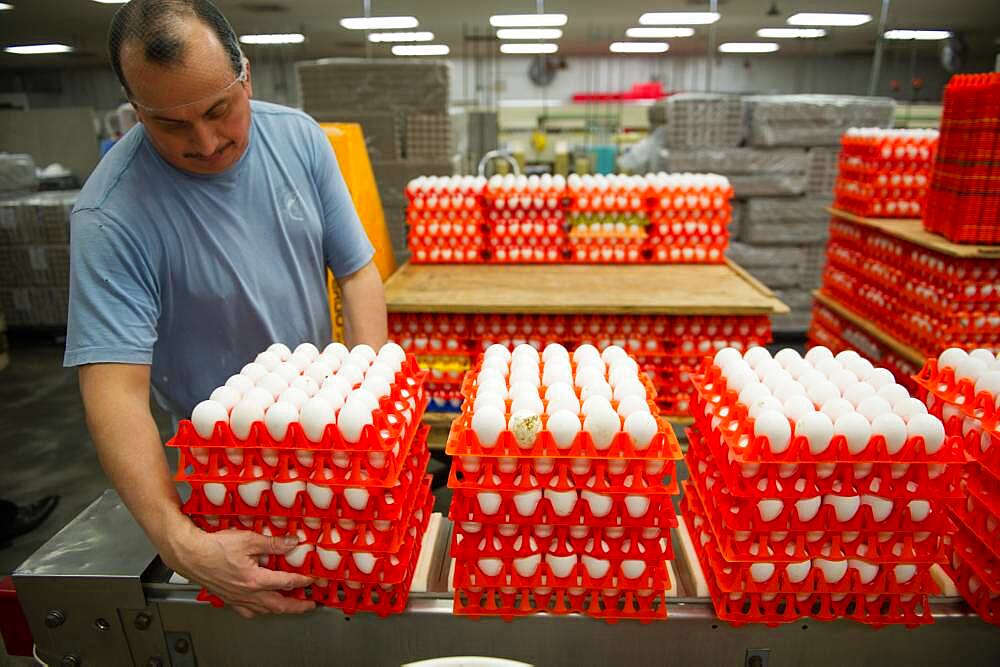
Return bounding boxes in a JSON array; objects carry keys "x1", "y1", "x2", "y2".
[{"x1": 12, "y1": 491, "x2": 1000, "y2": 666}]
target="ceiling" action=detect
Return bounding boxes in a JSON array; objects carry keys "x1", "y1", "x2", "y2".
[{"x1": 1, "y1": 0, "x2": 998, "y2": 69}]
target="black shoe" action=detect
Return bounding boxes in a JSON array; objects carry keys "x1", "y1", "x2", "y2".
[{"x1": 5, "y1": 496, "x2": 60, "y2": 541}]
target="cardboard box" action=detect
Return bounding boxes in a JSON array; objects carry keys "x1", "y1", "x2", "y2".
[
  {"x1": 740, "y1": 197, "x2": 833, "y2": 245},
  {"x1": 297, "y1": 60, "x2": 450, "y2": 115},
  {"x1": 406, "y1": 113, "x2": 451, "y2": 159}
]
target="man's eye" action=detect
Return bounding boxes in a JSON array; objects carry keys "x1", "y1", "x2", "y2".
[{"x1": 207, "y1": 105, "x2": 228, "y2": 119}]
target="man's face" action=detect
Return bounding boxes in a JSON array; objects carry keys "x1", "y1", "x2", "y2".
[{"x1": 122, "y1": 21, "x2": 253, "y2": 175}]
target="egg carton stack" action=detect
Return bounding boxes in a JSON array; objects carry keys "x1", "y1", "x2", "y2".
[
  {"x1": 483, "y1": 174, "x2": 567, "y2": 263},
  {"x1": 808, "y1": 300, "x2": 921, "y2": 393},
  {"x1": 682, "y1": 345, "x2": 963, "y2": 627},
  {"x1": 446, "y1": 343, "x2": 683, "y2": 621},
  {"x1": 406, "y1": 175, "x2": 487, "y2": 264},
  {"x1": 389, "y1": 312, "x2": 474, "y2": 413},
  {"x1": 168, "y1": 341, "x2": 434, "y2": 617},
  {"x1": 566, "y1": 174, "x2": 649, "y2": 263},
  {"x1": 833, "y1": 128, "x2": 939, "y2": 219},
  {"x1": 914, "y1": 348, "x2": 1000, "y2": 625},
  {"x1": 819, "y1": 216, "x2": 1000, "y2": 357},
  {"x1": 386, "y1": 312, "x2": 773, "y2": 419},
  {"x1": 645, "y1": 173, "x2": 732, "y2": 264}
]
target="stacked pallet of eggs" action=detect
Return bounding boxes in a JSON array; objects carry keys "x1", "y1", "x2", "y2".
[
  {"x1": 446, "y1": 343, "x2": 683, "y2": 621},
  {"x1": 683, "y1": 345, "x2": 963, "y2": 626},
  {"x1": 645, "y1": 173, "x2": 732, "y2": 263},
  {"x1": 914, "y1": 347, "x2": 1000, "y2": 625},
  {"x1": 389, "y1": 313, "x2": 473, "y2": 413},
  {"x1": 483, "y1": 173, "x2": 567, "y2": 263},
  {"x1": 833, "y1": 128, "x2": 938, "y2": 219},
  {"x1": 566, "y1": 174, "x2": 649, "y2": 263},
  {"x1": 169, "y1": 342, "x2": 433, "y2": 616},
  {"x1": 406, "y1": 175, "x2": 487, "y2": 263}
]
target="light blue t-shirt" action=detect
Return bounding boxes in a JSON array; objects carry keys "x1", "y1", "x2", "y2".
[{"x1": 64, "y1": 100, "x2": 375, "y2": 419}]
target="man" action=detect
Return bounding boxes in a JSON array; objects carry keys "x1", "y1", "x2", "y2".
[{"x1": 65, "y1": 0, "x2": 386, "y2": 618}]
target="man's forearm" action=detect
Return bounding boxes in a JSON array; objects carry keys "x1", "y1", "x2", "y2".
[
  {"x1": 339, "y1": 260, "x2": 387, "y2": 348},
  {"x1": 80, "y1": 367, "x2": 194, "y2": 561}
]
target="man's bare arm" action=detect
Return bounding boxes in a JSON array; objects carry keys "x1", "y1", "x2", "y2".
[{"x1": 338, "y1": 259, "x2": 387, "y2": 348}]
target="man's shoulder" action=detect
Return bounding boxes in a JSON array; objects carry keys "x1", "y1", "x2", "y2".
[
  {"x1": 72, "y1": 125, "x2": 149, "y2": 217},
  {"x1": 251, "y1": 100, "x2": 319, "y2": 135}
]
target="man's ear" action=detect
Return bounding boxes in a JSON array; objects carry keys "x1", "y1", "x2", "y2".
[{"x1": 244, "y1": 59, "x2": 253, "y2": 99}]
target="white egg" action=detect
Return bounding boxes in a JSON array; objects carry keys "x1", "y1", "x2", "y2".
[
  {"x1": 240, "y1": 363, "x2": 269, "y2": 384},
  {"x1": 755, "y1": 359, "x2": 784, "y2": 383},
  {"x1": 303, "y1": 361, "x2": 334, "y2": 386},
  {"x1": 338, "y1": 399, "x2": 374, "y2": 444},
  {"x1": 225, "y1": 373, "x2": 255, "y2": 396},
  {"x1": 955, "y1": 356, "x2": 988, "y2": 384},
  {"x1": 273, "y1": 362, "x2": 301, "y2": 384},
  {"x1": 258, "y1": 372, "x2": 290, "y2": 400},
  {"x1": 893, "y1": 564, "x2": 917, "y2": 584},
  {"x1": 894, "y1": 397, "x2": 928, "y2": 422},
  {"x1": 829, "y1": 369, "x2": 860, "y2": 393},
  {"x1": 324, "y1": 342, "x2": 351, "y2": 362},
  {"x1": 624, "y1": 495, "x2": 650, "y2": 518},
  {"x1": 835, "y1": 350, "x2": 861, "y2": 365},
  {"x1": 797, "y1": 369, "x2": 826, "y2": 389},
  {"x1": 624, "y1": 411, "x2": 657, "y2": 451},
  {"x1": 908, "y1": 499, "x2": 931, "y2": 522},
  {"x1": 209, "y1": 386, "x2": 241, "y2": 412},
  {"x1": 546, "y1": 552, "x2": 578, "y2": 576},
  {"x1": 937, "y1": 347, "x2": 968, "y2": 371},
  {"x1": 804, "y1": 345, "x2": 834, "y2": 365},
  {"x1": 477, "y1": 379, "x2": 509, "y2": 400},
  {"x1": 192, "y1": 400, "x2": 229, "y2": 439},
  {"x1": 243, "y1": 387, "x2": 275, "y2": 409},
  {"x1": 473, "y1": 392, "x2": 506, "y2": 414},
  {"x1": 230, "y1": 399, "x2": 265, "y2": 440},
  {"x1": 842, "y1": 383, "x2": 876, "y2": 408},
  {"x1": 748, "y1": 397, "x2": 784, "y2": 420},
  {"x1": 481, "y1": 357, "x2": 510, "y2": 377},
  {"x1": 876, "y1": 383, "x2": 910, "y2": 407},
  {"x1": 821, "y1": 398, "x2": 856, "y2": 423},
  {"x1": 572, "y1": 343, "x2": 601, "y2": 364},
  {"x1": 350, "y1": 344, "x2": 377, "y2": 365},
  {"x1": 546, "y1": 395, "x2": 581, "y2": 416},
  {"x1": 785, "y1": 560, "x2": 812, "y2": 584},
  {"x1": 871, "y1": 413, "x2": 907, "y2": 454},
  {"x1": 861, "y1": 495, "x2": 894, "y2": 522},
  {"x1": 348, "y1": 388, "x2": 380, "y2": 412},
  {"x1": 617, "y1": 394, "x2": 650, "y2": 418},
  {"x1": 774, "y1": 348, "x2": 802, "y2": 368},
  {"x1": 254, "y1": 351, "x2": 281, "y2": 372},
  {"x1": 738, "y1": 382, "x2": 772, "y2": 408},
  {"x1": 278, "y1": 387, "x2": 310, "y2": 409},
  {"x1": 835, "y1": 412, "x2": 872, "y2": 454},
  {"x1": 542, "y1": 343, "x2": 570, "y2": 363},
  {"x1": 265, "y1": 401, "x2": 299, "y2": 441},
  {"x1": 866, "y1": 368, "x2": 895, "y2": 390},
  {"x1": 612, "y1": 378, "x2": 647, "y2": 403},
  {"x1": 337, "y1": 362, "x2": 366, "y2": 388},
  {"x1": 472, "y1": 407, "x2": 506, "y2": 448},
  {"x1": 600, "y1": 345, "x2": 629, "y2": 365},
  {"x1": 547, "y1": 410, "x2": 581, "y2": 449},
  {"x1": 511, "y1": 393, "x2": 544, "y2": 415},
  {"x1": 795, "y1": 496, "x2": 822, "y2": 521},
  {"x1": 750, "y1": 562, "x2": 776, "y2": 583},
  {"x1": 755, "y1": 410, "x2": 792, "y2": 453},
  {"x1": 321, "y1": 374, "x2": 353, "y2": 398},
  {"x1": 484, "y1": 344, "x2": 512, "y2": 363},
  {"x1": 377, "y1": 341, "x2": 406, "y2": 366},
  {"x1": 714, "y1": 347, "x2": 743, "y2": 369},
  {"x1": 582, "y1": 555, "x2": 611, "y2": 579},
  {"x1": 542, "y1": 363, "x2": 573, "y2": 387},
  {"x1": 856, "y1": 396, "x2": 891, "y2": 422},
  {"x1": 974, "y1": 371, "x2": 1000, "y2": 398},
  {"x1": 848, "y1": 559, "x2": 879, "y2": 585},
  {"x1": 743, "y1": 346, "x2": 772, "y2": 369},
  {"x1": 289, "y1": 374, "x2": 320, "y2": 398},
  {"x1": 807, "y1": 381, "x2": 840, "y2": 406},
  {"x1": 772, "y1": 379, "x2": 806, "y2": 403},
  {"x1": 288, "y1": 352, "x2": 314, "y2": 373},
  {"x1": 299, "y1": 396, "x2": 334, "y2": 442},
  {"x1": 576, "y1": 355, "x2": 607, "y2": 375},
  {"x1": 574, "y1": 365, "x2": 604, "y2": 389},
  {"x1": 815, "y1": 358, "x2": 843, "y2": 378},
  {"x1": 361, "y1": 374, "x2": 392, "y2": 399},
  {"x1": 783, "y1": 395, "x2": 816, "y2": 423},
  {"x1": 795, "y1": 411, "x2": 834, "y2": 455},
  {"x1": 266, "y1": 343, "x2": 292, "y2": 361},
  {"x1": 583, "y1": 408, "x2": 620, "y2": 450},
  {"x1": 581, "y1": 395, "x2": 613, "y2": 417},
  {"x1": 581, "y1": 381, "x2": 613, "y2": 402},
  {"x1": 512, "y1": 344, "x2": 540, "y2": 365},
  {"x1": 724, "y1": 366, "x2": 758, "y2": 393},
  {"x1": 970, "y1": 348, "x2": 996, "y2": 365},
  {"x1": 508, "y1": 410, "x2": 542, "y2": 449},
  {"x1": 906, "y1": 414, "x2": 946, "y2": 454},
  {"x1": 582, "y1": 490, "x2": 613, "y2": 517},
  {"x1": 815, "y1": 559, "x2": 848, "y2": 583},
  {"x1": 784, "y1": 358, "x2": 811, "y2": 381}
]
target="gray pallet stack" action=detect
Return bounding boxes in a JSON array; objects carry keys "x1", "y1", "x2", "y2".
[
  {"x1": 0, "y1": 190, "x2": 76, "y2": 328},
  {"x1": 297, "y1": 59, "x2": 455, "y2": 264},
  {"x1": 659, "y1": 93, "x2": 744, "y2": 149}
]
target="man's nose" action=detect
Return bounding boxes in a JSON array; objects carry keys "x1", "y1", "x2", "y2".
[{"x1": 190, "y1": 121, "x2": 220, "y2": 156}]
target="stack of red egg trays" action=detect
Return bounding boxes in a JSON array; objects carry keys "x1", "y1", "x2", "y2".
[
  {"x1": 168, "y1": 354, "x2": 435, "y2": 617},
  {"x1": 386, "y1": 312, "x2": 773, "y2": 420},
  {"x1": 914, "y1": 352, "x2": 1000, "y2": 625},
  {"x1": 683, "y1": 355, "x2": 964, "y2": 627},
  {"x1": 483, "y1": 186, "x2": 567, "y2": 263},
  {"x1": 445, "y1": 352, "x2": 683, "y2": 622},
  {"x1": 808, "y1": 300, "x2": 921, "y2": 393},
  {"x1": 820, "y1": 216, "x2": 1000, "y2": 356},
  {"x1": 923, "y1": 72, "x2": 1000, "y2": 245},
  {"x1": 833, "y1": 128, "x2": 938, "y2": 219},
  {"x1": 406, "y1": 177, "x2": 486, "y2": 263},
  {"x1": 645, "y1": 177, "x2": 732, "y2": 264}
]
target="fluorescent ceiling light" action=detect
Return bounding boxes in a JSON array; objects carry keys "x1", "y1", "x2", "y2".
[
  {"x1": 93, "y1": 1, "x2": 129, "y2": 4},
  {"x1": 489, "y1": 14, "x2": 568, "y2": 28},
  {"x1": 368, "y1": 31, "x2": 434, "y2": 42},
  {"x1": 639, "y1": 12, "x2": 720, "y2": 25},
  {"x1": 4, "y1": 44, "x2": 74, "y2": 54},
  {"x1": 340, "y1": 16, "x2": 418, "y2": 30},
  {"x1": 757, "y1": 27, "x2": 826, "y2": 38},
  {"x1": 239, "y1": 33, "x2": 305, "y2": 44},
  {"x1": 391, "y1": 44, "x2": 449, "y2": 56},
  {"x1": 500, "y1": 42, "x2": 559, "y2": 54},
  {"x1": 496, "y1": 28, "x2": 563, "y2": 40},
  {"x1": 884, "y1": 29, "x2": 951, "y2": 40},
  {"x1": 625, "y1": 27, "x2": 695, "y2": 38},
  {"x1": 787, "y1": 12, "x2": 871, "y2": 27},
  {"x1": 0, "y1": 2, "x2": 12, "y2": 8},
  {"x1": 718, "y1": 42, "x2": 780, "y2": 53},
  {"x1": 610, "y1": 41, "x2": 669, "y2": 53}
]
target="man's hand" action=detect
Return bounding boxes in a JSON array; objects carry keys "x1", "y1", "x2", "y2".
[
  {"x1": 164, "y1": 525, "x2": 316, "y2": 618},
  {"x1": 338, "y1": 260, "x2": 387, "y2": 348}
]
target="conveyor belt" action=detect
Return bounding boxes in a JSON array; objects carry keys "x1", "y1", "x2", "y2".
[{"x1": 12, "y1": 490, "x2": 1000, "y2": 667}]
